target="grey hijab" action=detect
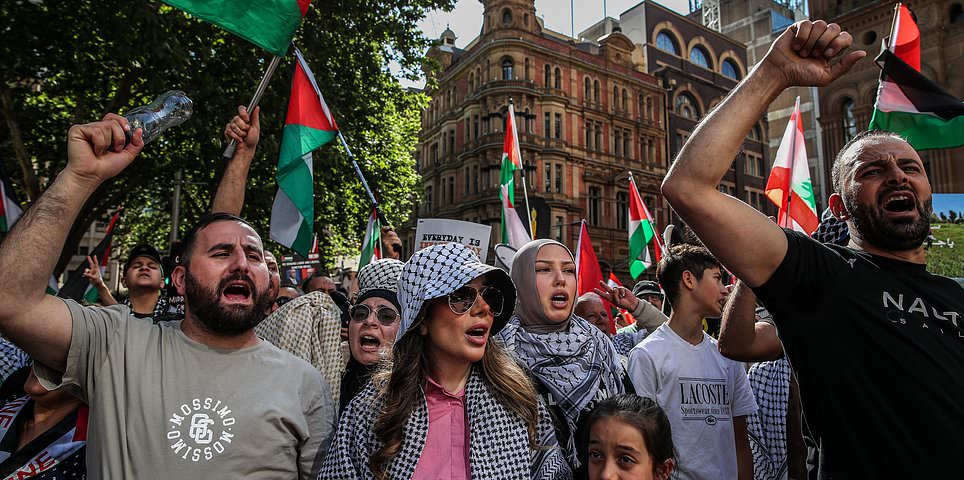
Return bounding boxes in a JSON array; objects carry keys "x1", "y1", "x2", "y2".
[{"x1": 510, "y1": 239, "x2": 574, "y2": 333}]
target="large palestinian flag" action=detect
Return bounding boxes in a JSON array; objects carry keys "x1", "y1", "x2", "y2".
[{"x1": 163, "y1": 0, "x2": 311, "y2": 56}]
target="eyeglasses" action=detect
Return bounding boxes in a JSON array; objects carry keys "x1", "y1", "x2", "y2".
[
  {"x1": 349, "y1": 304, "x2": 400, "y2": 326},
  {"x1": 447, "y1": 285, "x2": 504, "y2": 316},
  {"x1": 274, "y1": 296, "x2": 295, "y2": 307}
]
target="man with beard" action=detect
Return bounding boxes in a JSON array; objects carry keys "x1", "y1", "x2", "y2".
[
  {"x1": 660, "y1": 20, "x2": 963, "y2": 479},
  {"x1": 0, "y1": 115, "x2": 335, "y2": 478}
]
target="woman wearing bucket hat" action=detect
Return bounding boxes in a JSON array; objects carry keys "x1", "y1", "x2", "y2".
[
  {"x1": 498, "y1": 239, "x2": 627, "y2": 472},
  {"x1": 321, "y1": 243, "x2": 571, "y2": 479},
  {"x1": 339, "y1": 258, "x2": 404, "y2": 412}
]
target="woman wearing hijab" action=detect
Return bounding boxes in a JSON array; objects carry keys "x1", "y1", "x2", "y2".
[
  {"x1": 498, "y1": 239, "x2": 627, "y2": 471},
  {"x1": 322, "y1": 243, "x2": 571, "y2": 479},
  {"x1": 340, "y1": 259, "x2": 404, "y2": 411}
]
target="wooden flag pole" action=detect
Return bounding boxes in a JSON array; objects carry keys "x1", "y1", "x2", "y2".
[{"x1": 222, "y1": 55, "x2": 283, "y2": 159}]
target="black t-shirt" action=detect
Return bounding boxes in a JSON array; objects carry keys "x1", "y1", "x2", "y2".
[{"x1": 754, "y1": 230, "x2": 964, "y2": 479}]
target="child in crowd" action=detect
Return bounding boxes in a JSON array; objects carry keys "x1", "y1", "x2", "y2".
[
  {"x1": 585, "y1": 393, "x2": 675, "y2": 480},
  {"x1": 627, "y1": 244, "x2": 757, "y2": 480}
]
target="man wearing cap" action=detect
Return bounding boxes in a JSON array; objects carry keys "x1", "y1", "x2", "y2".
[{"x1": 83, "y1": 244, "x2": 175, "y2": 320}]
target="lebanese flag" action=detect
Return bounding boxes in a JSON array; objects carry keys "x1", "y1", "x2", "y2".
[
  {"x1": 163, "y1": 0, "x2": 311, "y2": 56},
  {"x1": 357, "y1": 209, "x2": 381, "y2": 271},
  {"x1": 500, "y1": 184, "x2": 531, "y2": 249},
  {"x1": 270, "y1": 47, "x2": 339, "y2": 256},
  {"x1": 868, "y1": 4, "x2": 964, "y2": 150},
  {"x1": 765, "y1": 97, "x2": 819, "y2": 234},
  {"x1": 628, "y1": 175, "x2": 663, "y2": 278},
  {"x1": 0, "y1": 162, "x2": 23, "y2": 233}
]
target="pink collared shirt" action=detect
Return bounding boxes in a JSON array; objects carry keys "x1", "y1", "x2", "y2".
[{"x1": 411, "y1": 376, "x2": 471, "y2": 479}]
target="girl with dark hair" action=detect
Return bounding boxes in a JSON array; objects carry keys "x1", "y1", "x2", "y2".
[
  {"x1": 498, "y1": 239, "x2": 627, "y2": 470},
  {"x1": 585, "y1": 394, "x2": 676, "y2": 480},
  {"x1": 321, "y1": 243, "x2": 571, "y2": 479}
]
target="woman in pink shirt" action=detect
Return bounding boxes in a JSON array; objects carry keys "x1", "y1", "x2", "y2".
[{"x1": 321, "y1": 243, "x2": 571, "y2": 479}]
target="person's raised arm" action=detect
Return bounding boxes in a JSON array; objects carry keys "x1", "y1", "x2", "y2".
[
  {"x1": 718, "y1": 281, "x2": 783, "y2": 361},
  {"x1": 0, "y1": 115, "x2": 143, "y2": 371},
  {"x1": 210, "y1": 105, "x2": 260, "y2": 215},
  {"x1": 661, "y1": 21, "x2": 864, "y2": 286}
]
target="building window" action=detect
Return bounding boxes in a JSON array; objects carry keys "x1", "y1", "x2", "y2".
[
  {"x1": 613, "y1": 86, "x2": 619, "y2": 110},
  {"x1": 675, "y1": 92, "x2": 700, "y2": 119},
  {"x1": 622, "y1": 89, "x2": 628, "y2": 112},
  {"x1": 448, "y1": 176, "x2": 455, "y2": 204},
  {"x1": 555, "y1": 164, "x2": 563, "y2": 193},
  {"x1": 554, "y1": 67, "x2": 561, "y2": 89},
  {"x1": 588, "y1": 186, "x2": 601, "y2": 226},
  {"x1": 425, "y1": 185, "x2": 433, "y2": 211},
  {"x1": 473, "y1": 115, "x2": 479, "y2": 139},
  {"x1": 593, "y1": 79, "x2": 600, "y2": 104},
  {"x1": 594, "y1": 122, "x2": 602, "y2": 152},
  {"x1": 584, "y1": 77, "x2": 592, "y2": 102},
  {"x1": 585, "y1": 120, "x2": 592, "y2": 148},
  {"x1": 646, "y1": 96, "x2": 653, "y2": 120},
  {"x1": 473, "y1": 165, "x2": 479, "y2": 194},
  {"x1": 615, "y1": 130, "x2": 622, "y2": 157},
  {"x1": 722, "y1": 59, "x2": 740, "y2": 79},
  {"x1": 544, "y1": 113, "x2": 550, "y2": 138},
  {"x1": 842, "y1": 98, "x2": 857, "y2": 142},
  {"x1": 544, "y1": 162, "x2": 552, "y2": 192},
  {"x1": 690, "y1": 46, "x2": 711, "y2": 69},
  {"x1": 554, "y1": 215, "x2": 564, "y2": 242},
  {"x1": 656, "y1": 31, "x2": 679, "y2": 55},
  {"x1": 554, "y1": 113, "x2": 562, "y2": 139},
  {"x1": 501, "y1": 58, "x2": 513, "y2": 80},
  {"x1": 524, "y1": 108, "x2": 531, "y2": 133},
  {"x1": 448, "y1": 129, "x2": 455, "y2": 154},
  {"x1": 616, "y1": 191, "x2": 628, "y2": 230},
  {"x1": 524, "y1": 58, "x2": 530, "y2": 81},
  {"x1": 502, "y1": 8, "x2": 512, "y2": 25},
  {"x1": 952, "y1": 3, "x2": 964, "y2": 23},
  {"x1": 544, "y1": 64, "x2": 551, "y2": 87},
  {"x1": 624, "y1": 129, "x2": 632, "y2": 159},
  {"x1": 464, "y1": 168, "x2": 470, "y2": 194}
]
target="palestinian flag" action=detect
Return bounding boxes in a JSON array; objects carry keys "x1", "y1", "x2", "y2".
[
  {"x1": 868, "y1": 3, "x2": 964, "y2": 150},
  {"x1": 269, "y1": 47, "x2": 338, "y2": 256},
  {"x1": 358, "y1": 209, "x2": 382, "y2": 271},
  {"x1": 58, "y1": 211, "x2": 120, "y2": 303},
  {"x1": 500, "y1": 184, "x2": 531, "y2": 249},
  {"x1": 628, "y1": 175, "x2": 663, "y2": 279},
  {"x1": 499, "y1": 103, "x2": 524, "y2": 244},
  {"x1": 0, "y1": 162, "x2": 23, "y2": 233},
  {"x1": 765, "y1": 96, "x2": 819, "y2": 234},
  {"x1": 163, "y1": 0, "x2": 311, "y2": 56}
]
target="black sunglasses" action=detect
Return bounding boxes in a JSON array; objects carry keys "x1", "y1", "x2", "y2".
[
  {"x1": 349, "y1": 304, "x2": 400, "y2": 326},
  {"x1": 447, "y1": 285, "x2": 504, "y2": 316}
]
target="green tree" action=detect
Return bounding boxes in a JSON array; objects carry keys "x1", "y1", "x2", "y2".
[{"x1": 0, "y1": 0, "x2": 451, "y2": 274}]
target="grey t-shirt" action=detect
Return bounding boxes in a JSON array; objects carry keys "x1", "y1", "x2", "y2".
[{"x1": 35, "y1": 299, "x2": 335, "y2": 479}]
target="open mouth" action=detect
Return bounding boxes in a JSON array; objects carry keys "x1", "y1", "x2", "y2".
[
  {"x1": 358, "y1": 334, "x2": 381, "y2": 352},
  {"x1": 550, "y1": 293, "x2": 569, "y2": 308},
  {"x1": 221, "y1": 281, "x2": 252, "y2": 302},
  {"x1": 882, "y1": 192, "x2": 916, "y2": 213},
  {"x1": 465, "y1": 324, "x2": 489, "y2": 346}
]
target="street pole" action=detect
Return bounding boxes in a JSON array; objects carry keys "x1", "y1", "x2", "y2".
[{"x1": 169, "y1": 168, "x2": 182, "y2": 245}]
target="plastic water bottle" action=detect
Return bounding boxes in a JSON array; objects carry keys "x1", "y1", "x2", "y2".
[{"x1": 123, "y1": 91, "x2": 193, "y2": 145}]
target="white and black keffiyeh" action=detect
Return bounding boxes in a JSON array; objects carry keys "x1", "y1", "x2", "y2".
[
  {"x1": 747, "y1": 356, "x2": 792, "y2": 480},
  {"x1": 319, "y1": 367, "x2": 572, "y2": 479},
  {"x1": 356, "y1": 259, "x2": 404, "y2": 299},
  {"x1": 0, "y1": 338, "x2": 29, "y2": 384},
  {"x1": 396, "y1": 243, "x2": 515, "y2": 340},
  {"x1": 498, "y1": 315, "x2": 625, "y2": 464}
]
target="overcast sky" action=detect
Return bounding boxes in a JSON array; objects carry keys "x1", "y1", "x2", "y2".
[{"x1": 399, "y1": 0, "x2": 692, "y2": 87}]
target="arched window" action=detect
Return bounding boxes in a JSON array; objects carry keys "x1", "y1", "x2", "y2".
[
  {"x1": 593, "y1": 79, "x2": 600, "y2": 104},
  {"x1": 502, "y1": 8, "x2": 512, "y2": 25},
  {"x1": 842, "y1": 98, "x2": 857, "y2": 142},
  {"x1": 501, "y1": 58, "x2": 513, "y2": 80},
  {"x1": 469, "y1": 72, "x2": 475, "y2": 91},
  {"x1": 675, "y1": 92, "x2": 700, "y2": 119},
  {"x1": 721, "y1": 59, "x2": 740, "y2": 79},
  {"x1": 656, "y1": 31, "x2": 679, "y2": 55},
  {"x1": 588, "y1": 186, "x2": 601, "y2": 226},
  {"x1": 554, "y1": 67, "x2": 561, "y2": 89},
  {"x1": 613, "y1": 86, "x2": 619, "y2": 109},
  {"x1": 690, "y1": 46, "x2": 710, "y2": 69},
  {"x1": 616, "y1": 192, "x2": 628, "y2": 230},
  {"x1": 544, "y1": 65, "x2": 551, "y2": 87},
  {"x1": 476, "y1": 67, "x2": 481, "y2": 88},
  {"x1": 584, "y1": 77, "x2": 592, "y2": 101},
  {"x1": 524, "y1": 58, "x2": 530, "y2": 81},
  {"x1": 621, "y1": 89, "x2": 628, "y2": 112}
]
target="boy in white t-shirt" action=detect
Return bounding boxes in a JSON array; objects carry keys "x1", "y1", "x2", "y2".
[{"x1": 627, "y1": 244, "x2": 757, "y2": 480}]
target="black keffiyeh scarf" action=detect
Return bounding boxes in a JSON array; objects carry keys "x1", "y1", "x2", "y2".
[{"x1": 499, "y1": 316, "x2": 624, "y2": 464}]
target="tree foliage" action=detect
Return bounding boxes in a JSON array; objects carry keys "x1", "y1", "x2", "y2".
[{"x1": 0, "y1": 0, "x2": 452, "y2": 273}]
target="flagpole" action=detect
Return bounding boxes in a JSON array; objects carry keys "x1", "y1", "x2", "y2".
[
  {"x1": 336, "y1": 131, "x2": 383, "y2": 220},
  {"x1": 887, "y1": 3, "x2": 901, "y2": 51},
  {"x1": 508, "y1": 99, "x2": 533, "y2": 238},
  {"x1": 222, "y1": 55, "x2": 284, "y2": 159},
  {"x1": 784, "y1": 96, "x2": 800, "y2": 229}
]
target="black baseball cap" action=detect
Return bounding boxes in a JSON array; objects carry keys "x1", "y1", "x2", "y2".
[
  {"x1": 124, "y1": 244, "x2": 162, "y2": 273},
  {"x1": 632, "y1": 280, "x2": 664, "y2": 298}
]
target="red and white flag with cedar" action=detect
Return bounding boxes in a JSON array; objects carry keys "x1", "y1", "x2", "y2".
[{"x1": 765, "y1": 96, "x2": 819, "y2": 234}]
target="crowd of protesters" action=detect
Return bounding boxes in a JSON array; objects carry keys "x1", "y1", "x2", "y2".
[{"x1": 0, "y1": 20, "x2": 960, "y2": 480}]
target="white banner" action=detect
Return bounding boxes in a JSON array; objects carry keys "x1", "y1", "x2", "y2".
[{"x1": 415, "y1": 219, "x2": 492, "y2": 262}]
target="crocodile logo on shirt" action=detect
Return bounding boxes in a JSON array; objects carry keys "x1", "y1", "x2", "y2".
[{"x1": 166, "y1": 397, "x2": 237, "y2": 462}]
